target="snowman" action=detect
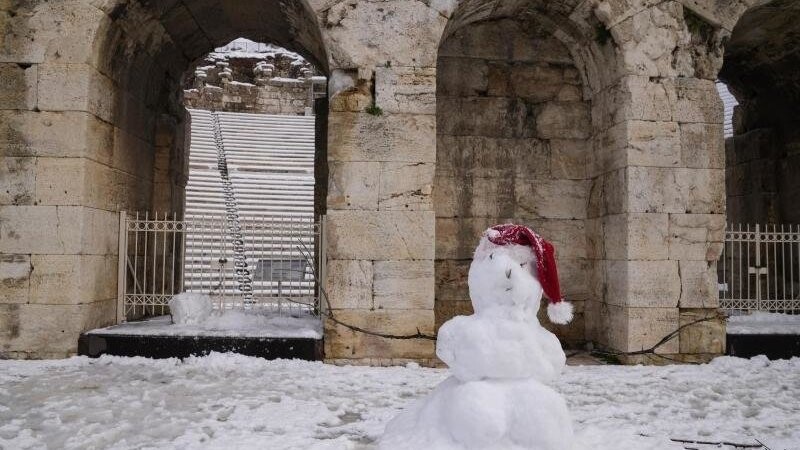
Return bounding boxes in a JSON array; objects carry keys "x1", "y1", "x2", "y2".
[{"x1": 380, "y1": 224, "x2": 576, "y2": 450}]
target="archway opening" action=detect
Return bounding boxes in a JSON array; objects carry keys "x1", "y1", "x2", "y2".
[
  {"x1": 434, "y1": 9, "x2": 598, "y2": 347},
  {"x1": 92, "y1": 2, "x2": 329, "y2": 333},
  {"x1": 717, "y1": 0, "x2": 800, "y2": 319}
]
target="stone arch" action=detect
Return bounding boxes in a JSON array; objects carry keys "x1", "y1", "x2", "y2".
[
  {"x1": 0, "y1": 0, "x2": 330, "y2": 358},
  {"x1": 433, "y1": 0, "x2": 624, "y2": 347},
  {"x1": 718, "y1": 0, "x2": 800, "y2": 225}
]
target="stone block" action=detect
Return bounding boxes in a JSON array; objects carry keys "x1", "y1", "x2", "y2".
[
  {"x1": 34, "y1": 157, "x2": 86, "y2": 206},
  {"x1": 0, "y1": 111, "x2": 111, "y2": 161},
  {"x1": 436, "y1": 136, "x2": 550, "y2": 179},
  {"x1": 326, "y1": 210, "x2": 434, "y2": 260},
  {"x1": 437, "y1": 175, "x2": 514, "y2": 218},
  {"x1": 327, "y1": 161, "x2": 380, "y2": 210},
  {"x1": 668, "y1": 78, "x2": 724, "y2": 124},
  {"x1": 434, "y1": 259, "x2": 470, "y2": 302},
  {"x1": 0, "y1": 206, "x2": 81, "y2": 254},
  {"x1": 37, "y1": 64, "x2": 115, "y2": 123},
  {"x1": 375, "y1": 66, "x2": 436, "y2": 115},
  {"x1": 0, "y1": 157, "x2": 35, "y2": 205},
  {"x1": 436, "y1": 57, "x2": 488, "y2": 97},
  {"x1": 0, "y1": 254, "x2": 31, "y2": 304},
  {"x1": 590, "y1": 122, "x2": 628, "y2": 177},
  {"x1": 529, "y1": 219, "x2": 588, "y2": 260},
  {"x1": 679, "y1": 308, "x2": 725, "y2": 355},
  {"x1": 328, "y1": 112, "x2": 435, "y2": 163},
  {"x1": 557, "y1": 258, "x2": 591, "y2": 300},
  {"x1": 514, "y1": 179, "x2": 590, "y2": 220},
  {"x1": 0, "y1": 63, "x2": 37, "y2": 110},
  {"x1": 550, "y1": 139, "x2": 589, "y2": 180},
  {"x1": 603, "y1": 213, "x2": 669, "y2": 260},
  {"x1": 325, "y1": 260, "x2": 373, "y2": 310},
  {"x1": 438, "y1": 96, "x2": 534, "y2": 138},
  {"x1": 626, "y1": 121, "x2": 681, "y2": 167},
  {"x1": 0, "y1": 299, "x2": 116, "y2": 356},
  {"x1": 626, "y1": 306, "x2": 680, "y2": 354},
  {"x1": 605, "y1": 260, "x2": 680, "y2": 308},
  {"x1": 680, "y1": 122, "x2": 724, "y2": 169},
  {"x1": 28, "y1": 254, "x2": 117, "y2": 305},
  {"x1": 678, "y1": 261, "x2": 719, "y2": 309},
  {"x1": 324, "y1": 309, "x2": 435, "y2": 359},
  {"x1": 668, "y1": 213, "x2": 725, "y2": 261},
  {"x1": 112, "y1": 127, "x2": 156, "y2": 181},
  {"x1": 536, "y1": 102, "x2": 591, "y2": 139},
  {"x1": 435, "y1": 217, "x2": 498, "y2": 260},
  {"x1": 379, "y1": 162, "x2": 435, "y2": 211},
  {"x1": 627, "y1": 167, "x2": 724, "y2": 214},
  {"x1": 373, "y1": 260, "x2": 434, "y2": 309},
  {"x1": 585, "y1": 218, "x2": 605, "y2": 260},
  {"x1": 508, "y1": 64, "x2": 565, "y2": 103}
]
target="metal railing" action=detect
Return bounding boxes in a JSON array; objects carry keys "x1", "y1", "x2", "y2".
[
  {"x1": 117, "y1": 211, "x2": 325, "y2": 322},
  {"x1": 719, "y1": 223, "x2": 800, "y2": 312}
]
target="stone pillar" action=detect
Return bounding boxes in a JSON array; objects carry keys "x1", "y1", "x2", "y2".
[
  {"x1": 0, "y1": 61, "x2": 151, "y2": 358},
  {"x1": 586, "y1": 77, "x2": 726, "y2": 361},
  {"x1": 584, "y1": 1, "x2": 728, "y2": 362},
  {"x1": 323, "y1": 67, "x2": 437, "y2": 365}
]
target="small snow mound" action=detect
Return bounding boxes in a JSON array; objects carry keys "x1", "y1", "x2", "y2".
[{"x1": 169, "y1": 293, "x2": 213, "y2": 325}]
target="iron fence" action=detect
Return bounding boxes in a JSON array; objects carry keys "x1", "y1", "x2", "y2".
[
  {"x1": 117, "y1": 211, "x2": 325, "y2": 322},
  {"x1": 719, "y1": 223, "x2": 800, "y2": 313}
]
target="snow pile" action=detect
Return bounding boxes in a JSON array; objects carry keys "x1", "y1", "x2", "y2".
[
  {"x1": 727, "y1": 311, "x2": 800, "y2": 334},
  {"x1": 1, "y1": 354, "x2": 799, "y2": 450},
  {"x1": 169, "y1": 292, "x2": 214, "y2": 325},
  {"x1": 380, "y1": 227, "x2": 575, "y2": 450}
]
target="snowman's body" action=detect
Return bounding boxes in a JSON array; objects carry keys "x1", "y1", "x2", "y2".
[{"x1": 380, "y1": 226, "x2": 575, "y2": 450}]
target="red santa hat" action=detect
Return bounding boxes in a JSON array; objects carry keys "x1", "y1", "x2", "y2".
[{"x1": 486, "y1": 224, "x2": 573, "y2": 325}]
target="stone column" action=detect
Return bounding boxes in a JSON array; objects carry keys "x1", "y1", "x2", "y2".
[
  {"x1": 586, "y1": 0, "x2": 727, "y2": 361},
  {"x1": 323, "y1": 67, "x2": 437, "y2": 365}
]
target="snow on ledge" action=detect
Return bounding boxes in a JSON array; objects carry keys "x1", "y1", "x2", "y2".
[
  {"x1": 90, "y1": 313, "x2": 322, "y2": 339},
  {"x1": 727, "y1": 311, "x2": 800, "y2": 335}
]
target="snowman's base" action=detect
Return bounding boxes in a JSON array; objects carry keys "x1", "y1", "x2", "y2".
[{"x1": 380, "y1": 376, "x2": 574, "y2": 450}]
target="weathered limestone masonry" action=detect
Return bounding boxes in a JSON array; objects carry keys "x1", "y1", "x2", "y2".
[
  {"x1": 0, "y1": 0, "x2": 767, "y2": 363},
  {"x1": 183, "y1": 47, "x2": 324, "y2": 115},
  {"x1": 435, "y1": 17, "x2": 592, "y2": 346}
]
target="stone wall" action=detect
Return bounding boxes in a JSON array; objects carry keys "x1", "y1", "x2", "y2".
[
  {"x1": 435, "y1": 18, "x2": 591, "y2": 346},
  {"x1": 0, "y1": 0, "x2": 767, "y2": 363}
]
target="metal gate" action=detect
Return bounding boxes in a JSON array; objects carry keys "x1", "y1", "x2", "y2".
[
  {"x1": 117, "y1": 211, "x2": 326, "y2": 322},
  {"x1": 719, "y1": 223, "x2": 800, "y2": 312}
]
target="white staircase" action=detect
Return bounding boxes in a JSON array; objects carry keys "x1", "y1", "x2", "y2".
[{"x1": 183, "y1": 109, "x2": 316, "y2": 300}]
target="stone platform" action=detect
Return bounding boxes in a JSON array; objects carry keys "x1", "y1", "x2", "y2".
[
  {"x1": 726, "y1": 334, "x2": 800, "y2": 360},
  {"x1": 78, "y1": 316, "x2": 323, "y2": 360}
]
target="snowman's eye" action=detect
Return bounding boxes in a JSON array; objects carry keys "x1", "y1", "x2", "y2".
[
  {"x1": 520, "y1": 262, "x2": 527, "y2": 267},
  {"x1": 489, "y1": 253, "x2": 493, "y2": 260}
]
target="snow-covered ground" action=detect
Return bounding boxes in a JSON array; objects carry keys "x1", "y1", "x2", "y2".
[
  {"x1": 1, "y1": 354, "x2": 798, "y2": 450},
  {"x1": 727, "y1": 311, "x2": 800, "y2": 335}
]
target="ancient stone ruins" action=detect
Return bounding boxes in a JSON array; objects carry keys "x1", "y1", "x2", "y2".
[{"x1": 1, "y1": 0, "x2": 798, "y2": 364}]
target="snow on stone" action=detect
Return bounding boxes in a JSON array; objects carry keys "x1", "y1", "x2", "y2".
[
  {"x1": 727, "y1": 311, "x2": 800, "y2": 334},
  {"x1": 0, "y1": 354, "x2": 798, "y2": 449},
  {"x1": 91, "y1": 292, "x2": 322, "y2": 339}
]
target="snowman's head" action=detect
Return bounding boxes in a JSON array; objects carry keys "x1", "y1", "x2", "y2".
[{"x1": 470, "y1": 224, "x2": 574, "y2": 325}]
